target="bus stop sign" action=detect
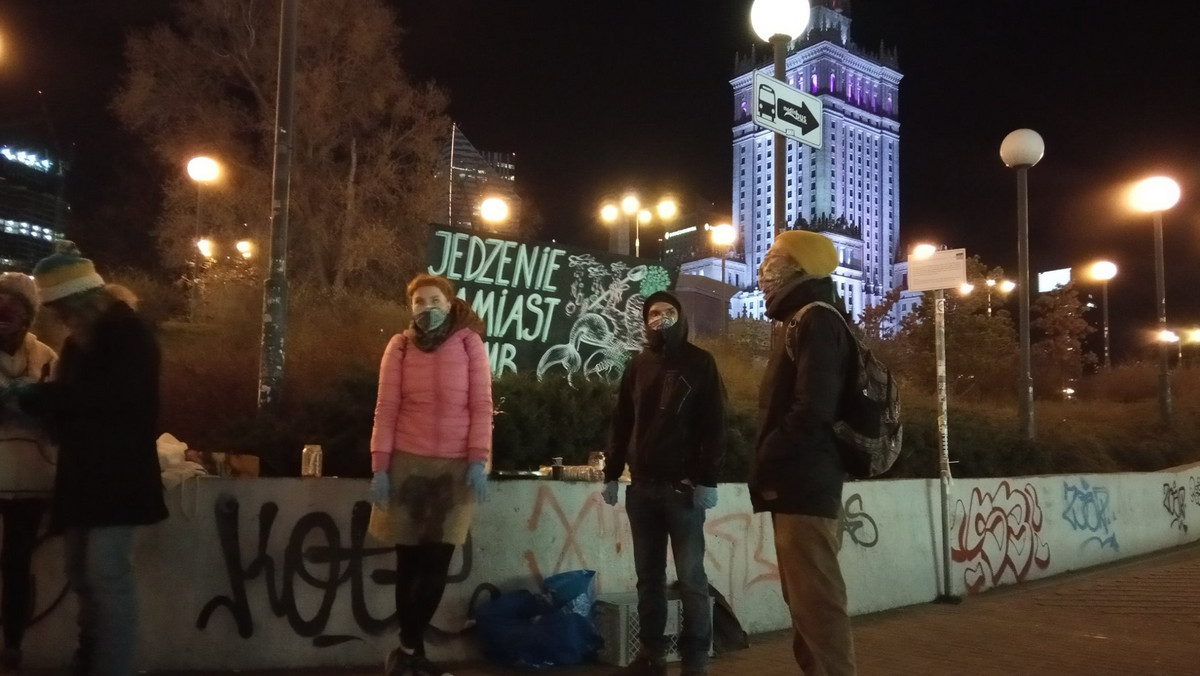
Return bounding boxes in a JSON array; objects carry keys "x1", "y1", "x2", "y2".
[{"x1": 752, "y1": 70, "x2": 823, "y2": 149}]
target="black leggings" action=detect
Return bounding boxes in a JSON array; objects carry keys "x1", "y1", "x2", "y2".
[
  {"x1": 394, "y1": 542, "x2": 455, "y2": 655},
  {"x1": 0, "y1": 498, "x2": 47, "y2": 650}
]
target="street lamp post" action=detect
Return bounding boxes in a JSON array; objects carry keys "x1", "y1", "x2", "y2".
[
  {"x1": 711, "y1": 223, "x2": 736, "y2": 333},
  {"x1": 751, "y1": 0, "x2": 811, "y2": 238},
  {"x1": 1000, "y1": 129, "x2": 1045, "y2": 444},
  {"x1": 1089, "y1": 261, "x2": 1117, "y2": 369},
  {"x1": 1131, "y1": 175, "x2": 1181, "y2": 425},
  {"x1": 186, "y1": 156, "x2": 220, "y2": 322},
  {"x1": 599, "y1": 194, "x2": 676, "y2": 257}
]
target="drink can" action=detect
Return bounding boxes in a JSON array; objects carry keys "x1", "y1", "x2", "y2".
[{"x1": 301, "y1": 444, "x2": 323, "y2": 478}]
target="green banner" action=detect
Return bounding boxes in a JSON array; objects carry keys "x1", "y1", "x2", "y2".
[{"x1": 427, "y1": 226, "x2": 676, "y2": 379}]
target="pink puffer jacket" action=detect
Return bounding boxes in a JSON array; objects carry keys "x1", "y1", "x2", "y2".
[{"x1": 370, "y1": 328, "x2": 493, "y2": 472}]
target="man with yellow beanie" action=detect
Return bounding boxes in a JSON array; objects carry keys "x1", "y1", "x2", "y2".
[{"x1": 749, "y1": 230, "x2": 857, "y2": 675}]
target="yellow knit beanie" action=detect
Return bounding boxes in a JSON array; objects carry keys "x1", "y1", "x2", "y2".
[{"x1": 763, "y1": 230, "x2": 838, "y2": 277}]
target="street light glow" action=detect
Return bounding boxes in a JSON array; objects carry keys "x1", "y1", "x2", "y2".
[
  {"x1": 1186, "y1": 328, "x2": 1200, "y2": 344},
  {"x1": 999, "y1": 280, "x2": 1016, "y2": 293},
  {"x1": 959, "y1": 282, "x2": 974, "y2": 295},
  {"x1": 911, "y1": 243, "x2": 937, "y2": 259},
  {"x1": 1090, "y1": 260, "x2": 1117, "y2": 281},
  {"x1": 197, "y1": 238, "x2": 214, "y2": 258},
  {"x1": 637, "y1": 209, "x2": 651, "y2": 224},
  {"x1": 1130, "y1": 176, "x2": 1180, "y2": 213},
  {"x1": 479, "y1": 196, "x2": 509, "y2": 224},
  {"x1": 750, "y1": 0, "x2": 811, "y2": 42},
  {"x1": 187, "y1": 156, "x2": 220, "y2": 183},
  {"x1": 711, "y1": 223, "x2": 736, "y2": 246},
  {"x1": 600, "y1": 204, "x2": 619, "y2": 223},
  {"x1": 1158, "y1": 329, "x2": 1180, "y2": 343},
  {"x1": 621, "y1": 195, "x2": 640, "y2": 215},
  {"x1": 657, "y1": 199, "x2": 678, "y2": 220}
]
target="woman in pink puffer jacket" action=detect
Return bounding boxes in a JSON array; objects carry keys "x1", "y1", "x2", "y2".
[{"x1": 367, "y1": 273, "x2": 492, "y2": 676}]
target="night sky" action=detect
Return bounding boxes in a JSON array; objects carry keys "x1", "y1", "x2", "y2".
[{"x1": 3, "y1": 0, "x2": 1200, "y2": 359}]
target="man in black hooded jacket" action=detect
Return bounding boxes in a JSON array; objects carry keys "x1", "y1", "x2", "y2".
[
  {"x1": 750, "y1": 230, "x2": 856, "y2": 676},
  {"x1": 601, "y1": 290, "x2": 727, "y2": 676}
]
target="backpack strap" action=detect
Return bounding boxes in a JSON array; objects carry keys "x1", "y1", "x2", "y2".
[{"x1": 785, "y1": 301, "x2": 852, "y2": 362}]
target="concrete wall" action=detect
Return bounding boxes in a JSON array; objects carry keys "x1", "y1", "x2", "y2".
[{"x1": 10, "y1": 465, "x2": 1200, "y2": 669}]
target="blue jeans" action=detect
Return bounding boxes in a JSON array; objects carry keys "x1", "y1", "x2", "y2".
[
  {"x1": 625, "y1": 482, "x2": 711, "y2": 671},
  {"x1": 64, "y1": 526, "x2": 137, "y2": 676}
]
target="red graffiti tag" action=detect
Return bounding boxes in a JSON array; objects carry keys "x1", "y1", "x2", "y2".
[{"x1": 952, "y1": 481, "x2": 1051, "y2": 594}]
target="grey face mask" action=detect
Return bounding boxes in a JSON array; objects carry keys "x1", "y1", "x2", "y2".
[
  {"x1": 416, "y1": 307, "x2": 448, "y2": 331},
  {"x1": 647, "y1": 315, "x2": 676, "y2": 331}
]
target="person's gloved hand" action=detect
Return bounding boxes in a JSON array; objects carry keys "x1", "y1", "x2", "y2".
[
  {"x1": 466, "y1": 461, "x2": 488, "y2": 503},
  {"x1": 694, "y1": 485, "x2": 718, "y2": 510},
  {"x1": 601, "y1": 480, "x2": 619, "y2": 506},
  {"x1": 369, "y1": 471, "x2": 390, "y2": 509}
]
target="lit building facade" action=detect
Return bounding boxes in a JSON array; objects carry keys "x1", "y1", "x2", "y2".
[
  {"x1": 0, "y1": 145, "x2": 65, "y2": 271},
  {"x1": 727, "y1": 1, "x2": 901, "y2": 320},
  {"x1": 437, "y1": 124, "x2": 520, "y2": 231}
]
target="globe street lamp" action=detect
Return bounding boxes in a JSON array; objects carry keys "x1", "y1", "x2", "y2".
[
  {"x1": 187, "y1": 156, "x2": 221, "y2": 322},
  {"x1": 599, "y1": 194, "x2": 677, "y2": 257},
  {"x1": 751, "y1": 0, "x2": 811, "y2": 238},
  {"x1": 1089, "y1": 260, "x2": 1118, "y2": 369},
  {"x1": 1131, "y1": 175, "x2": 1181, "y2": 424},
  {"x1": 983, "y1": 278, "x2": 1015, "y2": 317},
  {"x1": 1000, "y1": 128, "x2": 1044, "y2": 443},
  {"x1": 480, "y1": 196, "x2": 510, "y2": 228},
  {"x1": 711, "y1": 223, "x2": 737, "y2": 334}
]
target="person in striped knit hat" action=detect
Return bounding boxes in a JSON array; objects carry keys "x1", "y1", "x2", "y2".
[
  {"x1": 0, "y1": 272, "x2": 57, "y2": 672},
  {"x1": 23, "y1": 241, "x2": 166, "y2": 676}
]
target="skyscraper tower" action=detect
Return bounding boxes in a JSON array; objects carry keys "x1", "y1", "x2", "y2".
[{"x1": 730, "y1": 0, "x2": 900, "y2": 318}]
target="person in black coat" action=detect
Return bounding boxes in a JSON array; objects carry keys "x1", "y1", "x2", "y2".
[
  {"x1": 600, "y1": 291, "x2": 727, "y2": 676},
  {"x1": 27, "y1": 242, "x2": 167, "y2": 676},
  {"x1": 749, "y1": 230, "x2": 857, "y2": 676}
]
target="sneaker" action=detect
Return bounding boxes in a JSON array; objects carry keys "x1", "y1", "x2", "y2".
[
  {"x1": 0, "y1": 649, "x2": 20, "y2": 672},
  {"x1": 384, "y1": 645, "x2": 414, "y2": 676},
  {"x1": 609, "y1": 655, "x2": 666, "y2": 676},
  {"x1": 409, "y1": 655, "x2": 454, "y2": 676}
]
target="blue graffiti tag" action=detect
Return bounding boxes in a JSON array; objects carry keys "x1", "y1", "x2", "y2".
[{"x1": 1062, "y1": 478, "x2": 1119, "y2": 551}]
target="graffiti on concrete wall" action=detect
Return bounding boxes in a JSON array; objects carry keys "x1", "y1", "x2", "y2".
[
  {"x1": 519, "y1": 483, "x2": 780, "y2": 606},
  {"x1": 841, "y1": 493, "x2": 878, "y2": 548},
  {"x1": 1189, "y1": 476, "x2": 1200, "y2": 508},
  {"x1": 1162, "y1": 482, "x2": 1187, "y2": 532},
  {"x1": 951, "y1": 481, "x2": 1051, "y2": 594},
  {"x1": 1062, "y1": 479, "x2": 1118, "y2": 551},
  {"x1": 196, "y1": 493, "x2": 472, "y2": 645}
]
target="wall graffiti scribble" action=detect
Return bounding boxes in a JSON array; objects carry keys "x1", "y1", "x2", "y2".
[
  {"x1": 1162, "y1": 482, "x2": 1187, "y2": 532},
  {"x1": 1189, "y1": 476, "x2": 1200, "y2": 508},
  {"x1": 195, "y1": 493, "x2": 442, "y2": 646},
  {"x1": 1062, "y1": 479, "x2": 1119, "y2": 551},
  {"x1": 841, "y1": 493, "x2": 878, "y2": 548},
  {"x1": 951, "y1": 481, "x2": 1051, "y2": 594}
]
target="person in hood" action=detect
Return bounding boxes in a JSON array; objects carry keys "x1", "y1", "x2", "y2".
[
  {"x1": 750, "y1": 230, "x2": 857, "y2": 676},
  {"x1": 0, "y1": 272, "x2": 56, "y2": 672},
  {"x1": 367, "y1": 273, "x2": 492, "y2": 676},
  {"x1": 601, "y1": 290, "x2": 727, "y2": 676}
]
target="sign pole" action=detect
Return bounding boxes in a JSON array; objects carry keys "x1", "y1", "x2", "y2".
[{"x1": 935, "y1": 289, "x2": 957, "y2": 602}]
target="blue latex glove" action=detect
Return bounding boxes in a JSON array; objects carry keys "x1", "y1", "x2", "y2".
[
  {"x1": 369, "y1": 471, "x2": 390, "y2": 509},
  {"x1": 601, "y1": 481, "x2": 619, "y2": 506},
  {"x1": 466, "y1": 461, "x2": 488, "y2": 503},
  {"x1": 694, "y1": 485, "x2": 718, "y2": 510}
]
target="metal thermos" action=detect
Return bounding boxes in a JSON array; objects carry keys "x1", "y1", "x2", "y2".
[{"x1": 301, "y1": 444, "x2": 323, "y2": 477}]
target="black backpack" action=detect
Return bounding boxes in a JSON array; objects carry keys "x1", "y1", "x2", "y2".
[{"x1": 786, "y1": 302, "x2": 903, "y2": 479}]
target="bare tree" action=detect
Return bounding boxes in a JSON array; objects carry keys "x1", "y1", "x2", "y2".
[{"x1": 112, "y1": 0, "x2": 449, "y2": 292}]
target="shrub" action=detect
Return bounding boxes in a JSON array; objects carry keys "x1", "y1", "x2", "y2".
[{"x1": 492, "y1": 372, "x2": 616, "y2": 470}]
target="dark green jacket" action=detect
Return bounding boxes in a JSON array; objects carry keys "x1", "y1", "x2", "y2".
[{"x1": 749, "y1": 277, "x2": 849, "y2": 517}]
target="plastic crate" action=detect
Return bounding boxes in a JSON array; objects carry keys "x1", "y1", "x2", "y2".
[{"x1": 593, "y1": 591, "x2": 713, "y2": 666}]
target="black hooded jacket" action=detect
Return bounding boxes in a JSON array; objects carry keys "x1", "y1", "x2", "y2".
[
  {"x1": 749, "y1": 277, "x2": 850, "y2": 517},
  {"x1": 604, "y1": 291, "x2": 727, "y2": 487}
]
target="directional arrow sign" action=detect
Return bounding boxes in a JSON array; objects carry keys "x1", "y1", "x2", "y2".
[{"x1": 752, "y1": 70, "x2": 823, "y2": 149}]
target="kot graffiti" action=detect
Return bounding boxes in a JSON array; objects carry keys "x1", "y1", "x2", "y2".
[
  {"x1": 1162, "y1": 482, "x2": 1187, "y2": 532},
  {"x1": 952, "y1": 481, "x2": 1051, "y2": 594},
  {"x1": 196, "y1": 494, "x2": 471, "y2": 646}
]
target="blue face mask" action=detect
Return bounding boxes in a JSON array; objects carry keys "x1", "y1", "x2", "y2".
[{"x1": 415, "y1": 307, "x2": 448, "y2": 331}]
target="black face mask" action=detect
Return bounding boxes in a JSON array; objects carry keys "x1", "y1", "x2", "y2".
[{"x1": 646, "y1": 320, "x2": 682, "y2": 351}]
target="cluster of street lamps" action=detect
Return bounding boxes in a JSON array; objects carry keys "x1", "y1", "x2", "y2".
[
  {"x1": 958, "y1": 278, "x2": 1016, "y2": 317},
  {"x1": 599, "y1": 194, "x2": 677, "y2": 257}
]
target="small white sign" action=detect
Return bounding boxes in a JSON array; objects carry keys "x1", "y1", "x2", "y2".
[
  {"x1": 752, "y1": 71, "x2": 823, "y2": 149},
  {"x1": 908, "y1": 248, "x2": 967, "y2": 292}
]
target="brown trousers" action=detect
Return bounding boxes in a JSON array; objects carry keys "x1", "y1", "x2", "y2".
[{"x1": 772, "y1": 513, "x2": 857, "y2": 676}]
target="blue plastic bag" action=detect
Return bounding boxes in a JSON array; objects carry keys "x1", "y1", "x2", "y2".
[{"x1": 474, "y1": 570, "x2": 602, "y2": 668}]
